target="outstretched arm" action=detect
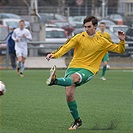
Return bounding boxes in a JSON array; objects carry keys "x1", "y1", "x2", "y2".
[
  {"x1": 118, "y1": 30, "x2": 125, "y2": 41},
  {"x1": 46, "y1": 54, "x2": 54, "y2": 61},
  {"x1": 46, "y1": 35, "x2": 78, "y2": 60},
  {"x1": 104, "y1": 31, "x2": 126, "y2": 54}
]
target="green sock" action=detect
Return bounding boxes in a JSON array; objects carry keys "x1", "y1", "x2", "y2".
[
  {"x1": 102, "y1": 66, "x2": 107, "y2": 77},
  {"x1": 56, "y1": 77, "x2": 73, "y2": 86},
  {"x1": 67, "y1": 100, "x2": 80, "y2": 120}
]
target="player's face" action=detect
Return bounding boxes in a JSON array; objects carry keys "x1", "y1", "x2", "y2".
[
  {"x1": 19, "y1": 21, "x2": 25, "y2": 29},
  {"x1": 84, "y1": 22, "x2": 97, "y2": 36},
  {"x1": 100, "y1": 24, "x2": 106, "y2": 32}
]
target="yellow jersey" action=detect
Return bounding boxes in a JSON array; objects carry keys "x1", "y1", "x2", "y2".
[
  {"x1": 96, "y1": 30, "x2": 111, "y2": 41},
  {"x1": 51, "y1": 31, "x2": 125, "y2": 74},
  {"x1": 96, "y1": 30, "x2": 111, "y2": 55}
]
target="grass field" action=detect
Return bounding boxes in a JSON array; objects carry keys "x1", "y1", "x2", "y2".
[{"x1": 0, "y1": 69, "x2": 132, "y2": 133}]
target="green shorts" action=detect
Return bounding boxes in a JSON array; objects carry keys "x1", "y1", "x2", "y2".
[
  {"x1": 64, "y1": 68, "x2": 94, "y2": 86},
  {"x1": 102, "y1": 53, "x2": 109, "y2": 62}
]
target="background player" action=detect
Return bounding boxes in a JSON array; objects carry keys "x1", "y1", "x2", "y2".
[
  {"x1": 97, "y1": 22, "x2": 111, "y2": 80},
  {"x1": 12, "y1": 20, "x2": 32, "y2": 77}
]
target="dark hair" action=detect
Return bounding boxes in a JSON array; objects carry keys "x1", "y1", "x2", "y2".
[
  {"x1": 83, "y1": 16, "x2": 98, "y2": 26},
  {"x1": 100, "y1": 22, "x2": 106, "y2": 25},
  {"x1": 19, "y1": 20, "x2": 25, "y2": 23}
]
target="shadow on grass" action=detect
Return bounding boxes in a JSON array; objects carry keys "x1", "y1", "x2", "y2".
[{"x1": 79, "y1": 120, "x2": 118, "y2": 131}]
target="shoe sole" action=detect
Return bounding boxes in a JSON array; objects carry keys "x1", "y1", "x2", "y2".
[
  {"x1": 100, "y1": 78, "x2": 106, "y2": 80},
  {"x1": 20, "y1": 74, "x2": 24, "y2": 77},
  {"x1": 46, "y1": 65, "x2": 56, "y2": 85},
  {"x1": 69, "y1": 124, "x2": 82, "y2": 130}
]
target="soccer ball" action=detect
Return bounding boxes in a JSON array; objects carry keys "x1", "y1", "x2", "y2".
[{"x1": 0, "y1": 81, "x2": 6, "y2": 96}]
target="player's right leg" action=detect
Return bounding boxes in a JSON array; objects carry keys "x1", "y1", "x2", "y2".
[
  {"x1": 46, "y1": 65, "x2": 57, "y2": 85},
  {"x1": 19, "y1": 57, "x2": 26, "y2": 77},
  {"x1": 46, "y1": 65, "x2": 74, "y2": 86},
  {"x1": 46, "y1": 67, "x2": 94, "y2": 86},
  {"x1": 16, "y1": 51, "x2": 22, "y2": 74}
]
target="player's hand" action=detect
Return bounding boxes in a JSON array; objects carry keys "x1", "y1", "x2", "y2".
[
  {"x1": 118, "y1": 30, "x2": 125, "y2": 41},
  {"x1": 22, "y1": 34, "x2": 26, "y2": 38},
  {"x1": 46, "y1": 54, "x2": 54, "y2": 61},
  {"x1": 16, "y1": 39, "x2": 19, "y2": 42}
]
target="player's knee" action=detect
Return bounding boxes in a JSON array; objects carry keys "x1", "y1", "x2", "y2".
[
  {"x1": 104, "y1": 62, "x2": 108, "y2": 66},
  {"x1": 66, "y1": 86, "x2": 75, "y2": 102},
  {"x1": 71, "y1": 74, "x2": 80, "y2": 84},
  {"x1": 66, "y1": 92, "x2": 74, "y2": 102}
]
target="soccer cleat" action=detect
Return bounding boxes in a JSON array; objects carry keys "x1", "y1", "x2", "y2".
[
  {"x1": 69, "y1": 118, "x2": 82, "y2": 130},
  {"x1": 16, "y1": 67, "x2": 20, "y2": 74},
  {"x1": 20, "y1": 72, "x2": 24, "y2": 77},
  {"x1": 46, "y1": 65, "x2": 57, "y2": 86},
  {"x1": 100, "y1": 77, "x2": 106, "y2": 80}
]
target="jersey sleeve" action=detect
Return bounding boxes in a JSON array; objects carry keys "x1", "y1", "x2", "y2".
[
  {"x1": 51, "y1": 35, "x2": 80, "y2": 58},
  {"x1": 11, "y1": 30, "x2": 16, "y2": 41},
  {"x1": 25, "y1": 30, "x2": 32, "y2": 41},
  {"x1": 103, "y1": 38, "x2": 125, "y2": 54}
]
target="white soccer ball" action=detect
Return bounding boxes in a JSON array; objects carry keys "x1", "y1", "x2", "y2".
[{"x1": 0, "y1": 81, "x2": 6, "y2": 96}]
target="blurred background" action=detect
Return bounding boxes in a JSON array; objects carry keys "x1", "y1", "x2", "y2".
[{"x1": 0, "y1": 0, "x2": 133, "y2": 69}]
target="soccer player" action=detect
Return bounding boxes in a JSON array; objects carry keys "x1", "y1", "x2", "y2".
[
  {"x1": 46, "y1": 16, "x2": 125, "y2": 130},
  {"x1": 12, "y1": 20, "x2": 32, "y2": 77},
  {"x1": 97, "y1": 22, "x2": 111, "y2": 80}
]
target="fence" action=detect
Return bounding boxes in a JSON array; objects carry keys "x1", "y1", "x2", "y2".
[
  {"x1": 0, "y1": 5, "x2": 130, "y2": 17},
  {"x1": 0, "y1": 41, "x2": 133, "y2": 69}
]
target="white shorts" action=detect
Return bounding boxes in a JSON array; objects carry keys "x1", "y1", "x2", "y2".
[{"x1": 16, "y1": 49, "x2": 27, "y2": 58}]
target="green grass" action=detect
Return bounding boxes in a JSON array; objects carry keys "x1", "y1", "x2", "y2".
[{"x1": 0, "y1": 69, "x2": 132, "y2": 133}]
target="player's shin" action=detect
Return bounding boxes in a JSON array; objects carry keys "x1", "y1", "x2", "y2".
[
  {"x1": 56, "y1": 77, "x2": 73, "y2": 86},
  {"x1": 16, "y1": 61, "x2": 21, "y2": 73},
  {"x1": 20, "y1": 62, "x2": 25, "y2": 73},
  {"x1": 16, "y1": 61, "x2": 21, "y2": 68},
  {"x1": 67, "y1": 100, "x2": 80, "y2": 120},
  {"x1": 102, "y1": 65, "x2": 107, "y2": 77}
]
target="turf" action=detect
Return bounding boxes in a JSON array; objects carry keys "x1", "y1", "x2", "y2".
[{"x1": 0, "y1": 69, "x2": 132, "y2": 133}]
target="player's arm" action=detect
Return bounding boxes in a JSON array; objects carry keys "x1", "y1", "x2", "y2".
[
  {"x1": 12, "y1": 30, "x2": 18, "y2": 42},
  {"x1": 26, "y1": 30, "x2": 32, "y2": 41},
  {"x1": 105, "y1": 31, "x2": 125, "y2": 54},
  {"x1": 46, "y1": 35, "x2": 79, "y2": 60},
  {"x1": 23, "y1": 30, "x2": 32, "y2": 41}
]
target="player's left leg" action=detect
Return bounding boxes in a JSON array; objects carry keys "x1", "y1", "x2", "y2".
[
  {"x1": 66, "y1": 69, "x2": 94, "y2": 130},
  {"x1": 66, "y1": 85, "x2": 82, "y2": 130}
]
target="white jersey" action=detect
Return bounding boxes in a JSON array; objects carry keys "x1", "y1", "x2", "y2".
[{"x1": 12, "y1": 28, "x2": 32, "y2": 57}]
